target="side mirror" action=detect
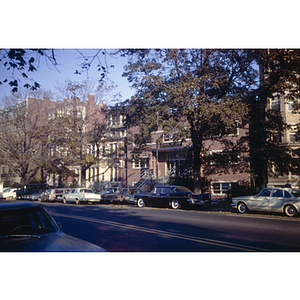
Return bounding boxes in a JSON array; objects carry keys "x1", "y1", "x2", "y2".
[{"x1": 57, "y1": 222, "x2": 62, "y2": 229}]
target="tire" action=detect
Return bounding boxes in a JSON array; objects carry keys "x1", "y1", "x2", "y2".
[
  {"x1": 75, "y1": 198, "x2": 80, "y2": 205},
  {"x1": 137, "y1": 198, "x2": 145, "y2": 208},
  {"x1": 63, "y1": 198, "x2": 67, "y2": 204},
  {"x1": 37, "y1": 197, "x2": 42, "y2": 202},
  {"x1": 171, "y1": 200, "x2": 181, "y2": 209},
  {"x1": 237, "y1": 202, "x2": 247, "y2": 214},
  {"x1": 285, "y1": 205, "x2": 297, "y2": 217}
]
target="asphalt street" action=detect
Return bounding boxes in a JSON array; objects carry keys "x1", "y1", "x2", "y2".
[{"x1": 43, "y1": 202, "x2": 300, "y2": 252}]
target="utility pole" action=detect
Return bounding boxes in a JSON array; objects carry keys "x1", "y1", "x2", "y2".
[{"x1": 156, "y1": 142, "x2": 158, "y2": 181}]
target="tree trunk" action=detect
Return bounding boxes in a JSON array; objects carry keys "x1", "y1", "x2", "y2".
[
  {"x1": 193, "y1": 145, "x2": 202, "y2": 193},
  {"x1": 80, "y1": 168, "x2": 87, "y2": 187}
]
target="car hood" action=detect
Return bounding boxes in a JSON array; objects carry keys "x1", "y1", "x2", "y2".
[{"x1": 0, "y1": 232, "x2": 106, "y2": 252}]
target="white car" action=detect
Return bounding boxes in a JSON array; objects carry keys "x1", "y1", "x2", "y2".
[
  {"x1": 232, "y1": 187, "x2": 300, "y2": 217},
  {"x1": 62, "y1": 188, "x2": 102, "y2": 204},
  {"x1": 0, "y1": 188, "x2": 17, "y2": 200}
]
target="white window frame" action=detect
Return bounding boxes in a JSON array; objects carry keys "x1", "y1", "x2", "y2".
[{"x1": 211, "y1": 181, "x2": 239, "y2": 196}]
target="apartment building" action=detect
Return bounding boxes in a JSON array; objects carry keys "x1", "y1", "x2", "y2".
[
  {"x1": 0, "y1": 94, "x2": 253, "y2": 194},
  {"x1": 267, "y1": 94, "x2": 300, "y2": 188},
  {"x1": 109, "y1": 117, "x2": 250, "y2": 196}
]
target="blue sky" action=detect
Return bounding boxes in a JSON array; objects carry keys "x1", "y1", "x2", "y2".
[{"x1": 0, "y1": 49, "x2": 134, "y2": 103}]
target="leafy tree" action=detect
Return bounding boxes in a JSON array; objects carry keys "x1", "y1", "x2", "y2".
[{"x1": 118, "y1": 49, "x2": 257, "y2": 192}]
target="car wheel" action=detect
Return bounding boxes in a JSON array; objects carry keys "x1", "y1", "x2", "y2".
[
  {"x1": 285, "y1": 205, "x2": 297, "y2": 217},
  {"x1": 137, "y1": 198, "x2": 145, "y2": 208},
  {"x1": 171, "y1": 200, "x2": 181, "y2": 209},
  {"x1": 75, "y1": 199, "x2": 80, "y2": 205},
  {"x1": 237, "y1": 202, "x2": 247, "y2": 214},
  {"x1": 37, "y1": 197, "x2": 42, "y2": 202},
  {"x1": 63, "y1": 198, "x2": 67, "y2": 204}
]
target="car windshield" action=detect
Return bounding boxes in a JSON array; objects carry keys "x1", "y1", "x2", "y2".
[{"x1": 0, "y1": 206, "x2": 58, "y2": 237}]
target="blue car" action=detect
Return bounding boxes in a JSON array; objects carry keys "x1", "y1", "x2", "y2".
[{"x1": 0, "y1": 201, "x2": 107, "y2": 252}]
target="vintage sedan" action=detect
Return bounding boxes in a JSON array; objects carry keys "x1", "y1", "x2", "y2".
[
  {"x1": 102, "y1": 187, "x2": 127, "y2": 203},
  {"x1": 22, "y1": 190, "x2": 46, "y2": 201},
  {"x1": 134, "y1": 185, "x2": 193, "y2": 209},
  {"x1": 0, "y1": 200, "x2": 106, "y2": 251},
  {"x1": 41, "y1": 188, "x2": 70, "y2": 202},
  {"x1": 62, "y1": 188, "x2": 101, "y2": 204},
  {"x1": 232, "y1": 187, "x2": 300, "y2": 217},
  {"x1": 0, "y1": 188, "x2": 17, "y2": 200}
]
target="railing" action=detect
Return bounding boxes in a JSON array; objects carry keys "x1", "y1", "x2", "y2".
[{"x1": 124, "y1": 168, "x2": 153, "y2": 191}]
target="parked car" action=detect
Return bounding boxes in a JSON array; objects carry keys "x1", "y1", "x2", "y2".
[
  {"x1": 187, "y1": 193, "x2": 212, "y2": 207},
  {"x1": 0, "y1": 200, "x2": 106, "y2": 251},
  {"x1": 231, "y1": 187, "x2": 300, "y2": 217},
  {"x1": 102, "y1": 187, "x2": 127, "y2": 203},
  {"x1": 22, "y1": 190, "x2": 46, "y2": 201},
  {"x1": 124, "y1": 189, "x2": 143, "y2": 204},
  {"x1": 0, "y1": 188, "x2": 17, "y2": 200},
  {"x1": 134, "y1": 185, "x2": 193, "y2": 209},
  {"x1": 62, "y1": 188, "x2": 102, "y2": 204},
  {"x1": 16, "y1": 183, "x2": 49, "y2": 199},
  {"x1": 41, "y1": 188, "x2": 70, "y2": 202}
]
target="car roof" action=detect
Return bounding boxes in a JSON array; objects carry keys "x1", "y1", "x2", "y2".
[
  {"x1": 155, "y1": 185, "x2": 188, "y2": 189},
  {"x1": 0, "y1": 200, "x2": 42, "y2": 210}
]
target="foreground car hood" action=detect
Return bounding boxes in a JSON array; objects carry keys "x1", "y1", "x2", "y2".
[{"x1": 0, "y1": 232, "x2": 106, "y2": 252}]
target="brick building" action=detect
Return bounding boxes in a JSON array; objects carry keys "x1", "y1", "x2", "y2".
[{"x1": 3, "y1": 92, "x2": 298, "y2": 193}]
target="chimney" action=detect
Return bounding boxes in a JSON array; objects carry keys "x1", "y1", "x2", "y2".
[{"x1": 88, "y1": 93, "x2": 95, "y2": 102}]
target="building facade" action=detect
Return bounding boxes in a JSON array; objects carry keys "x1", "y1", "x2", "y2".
[
  {"x1": 267, "y1": 94, "x2": 300, "y2": 188},
  {"x1": 2, "y1": 92, "x2": 299, "y2": 193}
]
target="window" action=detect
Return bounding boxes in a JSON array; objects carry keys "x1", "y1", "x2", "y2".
[
  {"x1": 133, "y1": 157, "x2": 149, "y2": 169},
  {"x1": 161, "y1": 188, "x2": 171, "y2": 194},
  {"x1": 271, "y1": 96, "x2": 280, "y2": 111},
  {"x1": 289, "y1": 125, "x2": 299, "y2": 143},
  {"x1": 259, "y1": 188, "x2": 272, "y2": 197},
  {"x1": 271, "y1": 189, "x2": 283, "y2": 197},
  {"x1": 153, "y1": 187, "x2": 162, "y2": 194},
  {"x1": 210, "y1": 150, "x2": 240, "y2": 165},
  {"x1": 211, "y1": 181, "x2": 238, "y2": 195},
  {"x1": 284, "y1": 191, "x2": 292, "y2": 198}
]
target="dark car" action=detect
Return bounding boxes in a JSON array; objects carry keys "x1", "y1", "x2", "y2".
[
  {"x1": 124, "y1": 188, "x2": 143, "y2": 204},
  {"x1": 102, "y1": 187, "x2": 127, "y2": 203},
  {"x1": 16, "y1": 183, "x2": 49, "y2": 199},
  {"x1": 187, "y1": 193, "x2": 212, "y2": 207},
  {"x1": 134, "y1": 185, "x2": 193, "y2": 209},
  {"x1": 0, "y1": 201, "x2": 106, "y2": 252}
]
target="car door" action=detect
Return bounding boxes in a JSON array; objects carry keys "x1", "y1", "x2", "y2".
[
  {"x1": 268, "y1": 189, "x2": 284, "y2": 211},
  {"x1": 66, "y1": 189, "x2": 76, "y2": 202},
  {"x1": 248, "y1": 188, "x2": 271, "y2": 211},
  {"x1": 148, "y1": 187, "x2": 162, "y2": 206},
  {"x1": 160, "y1": 187, "x2": 171, "y2": 207}
]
